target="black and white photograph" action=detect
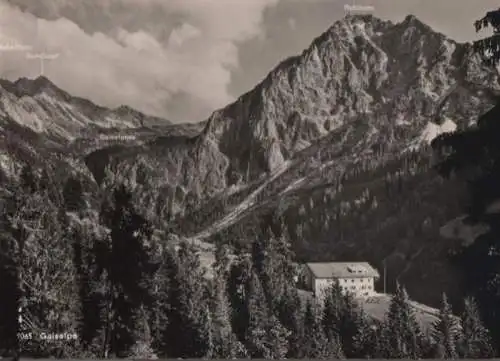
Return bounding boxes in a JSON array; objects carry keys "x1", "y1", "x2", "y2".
[{"x1": 0, "y1": 0, "x2": 500, "y2": 358}]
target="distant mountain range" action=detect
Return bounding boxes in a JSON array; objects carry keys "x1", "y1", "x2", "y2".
[{"x1": 1, "y1": 14, "x2": 499, "y2": 309}]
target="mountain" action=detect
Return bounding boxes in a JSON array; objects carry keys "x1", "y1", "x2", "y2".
[
  {"x1": 86, "y1": 14, "x2": 499, "y2": 219},
  {"x1": 0, "y1": 75, "x2": 172, "y2": 144},
  {"x1": 1, "y1": 14, "x2": 499, "y2": 310},
  {"x1": 202, "y1": 14, "x2": 499, "y2": 176},
  {"x1": 0, "y1": 74, "x2": 182, "y2": 188}
]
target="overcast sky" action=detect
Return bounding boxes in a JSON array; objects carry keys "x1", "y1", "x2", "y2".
[{"x1": 0, "y1": 0, "x2": 497, "y2": 123}]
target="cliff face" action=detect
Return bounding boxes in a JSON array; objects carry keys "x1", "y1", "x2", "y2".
[{"x1": 202, "y1": 14, "x2": 499, "y2": 177}]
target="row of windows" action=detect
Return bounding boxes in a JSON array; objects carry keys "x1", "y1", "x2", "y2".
[
  {"x1": 342, "y1": 278, "x2": 370, "y2": 283},
  {"x1": 342, "y1": 285, "x2": 372, "y2": 290}
]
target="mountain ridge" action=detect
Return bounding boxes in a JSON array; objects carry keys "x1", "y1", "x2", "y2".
[
  {"x1": 199, "y1": 13, "x2": 499, "y2": 184},
  {"x1": 0, "y1": 75, "x2": 172, "y2": 144}
]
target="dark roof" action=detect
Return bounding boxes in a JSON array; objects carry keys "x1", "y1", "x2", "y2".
[{"x1": 306, "y1": 262, "x2": 380, "y2": 279}]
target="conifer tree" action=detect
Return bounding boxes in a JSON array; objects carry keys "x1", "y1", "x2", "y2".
[
  {"x1": 149, "y1": 245, "x2": 170, "y2": 356},
  {"x1": 299, "y1": 299, "x2": 344, "y2": 358},
  {"x1": 431, "y1": 293, "x2": 460, "y2": 358},
  {"x1": 98, "y1": 184, "x2": 159, "y2": 357},
  {"x1": 227, "y1": 250, "x2": 252, "y2": 343},
  {"x1": 382, "y1": 283, "x2": 424, "y2": 358},
  {"x1": 321, "y1": 281, "x2": 359, "y2": 356},
  {"x1": 276, "y1": 282, "x2": 303, "y2": 358},
  {"x1": 322, "y1": 280, "x2": 344, "y2": 337},
  {"x1": 299, "y1": 300, "x2": 323, "y2": 357},
  {"x1": 266, "y1": 229, "x2": 303, "y2": 358},
  {"x1": 63, "y1": 176, "x2": 85, "y2": 212},
  {"x1": 245, "y1": 270, "x2": 289, "y2": 358},
  {"x1": 459, "y1": 297, "x2": 495, "y2": 358},
  {"x1": 209, "y1": 244, "x2": 246, "y2": 358},
  {"x1": 70, "y1": 225, "x2": 106, "y2": 357},
  {"x1": 339, "y1": 291, "x2": 362, "y2": 357},
  {"x1": 252, "y1": 216, "x2": 296, "y2": 307},
  {"x1": 352, "y1": 308, "x2": 379, "y2": 358},
  {"x1": 162, "y1": 242, "x2": 211, "y2": 358}
]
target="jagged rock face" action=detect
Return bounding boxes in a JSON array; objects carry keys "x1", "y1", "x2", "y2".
[
  {"x1": 0, "y1": 76, "x2": 170, "y2": 142},
  {"x1": 204, "y1": 14, "x2": 500, "y2": 179},
  {"x1": 85, "y1": 135, "x2": 230, "y2": 219}
]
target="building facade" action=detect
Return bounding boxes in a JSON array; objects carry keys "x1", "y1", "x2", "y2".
[{"x1": 304, "y1": 262, "x2": 380, "y2": 299}]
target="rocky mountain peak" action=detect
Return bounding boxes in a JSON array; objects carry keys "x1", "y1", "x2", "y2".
[
  {"x1": 201, "y1": 14, "x2": 500, "y2": 180},
  {"x1": 0, "y1": 75, "x2": 171, "y2": 142},
  {"x1": 0, "y1": 75, "x2": 69, "y2": 99}
]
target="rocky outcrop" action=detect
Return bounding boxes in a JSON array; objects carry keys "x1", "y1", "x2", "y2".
[{"x1": 202, "y1": 15, "x2": 499, "y2": 182}]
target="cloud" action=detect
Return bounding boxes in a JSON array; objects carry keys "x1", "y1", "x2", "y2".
[{"x1": 0, "y1": 0, "x2": 279, "y2": 122}]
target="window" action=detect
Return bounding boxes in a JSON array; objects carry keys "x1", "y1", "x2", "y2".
[{"x1": 351, "y1": 279, "x2": 355, "y2": 283}]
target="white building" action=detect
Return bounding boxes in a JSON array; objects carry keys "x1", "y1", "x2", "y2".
[{"x1": 304, "y1": 262, "x2": 380, "y2": 299}]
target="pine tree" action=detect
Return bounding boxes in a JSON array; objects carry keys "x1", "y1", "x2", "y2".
[
  {"x1": 299, "y1": 300, "x2": 322, "y2": 357},
  {"x1": 299, "y1": 300, "x2": 344, "y2": 358},
  {"x1": 459, "y1": 297, "x2": 495, "y2": 358},
  {"x1": 352, "y1": 308, "x2": 378, "y2": 358},
  {"x1": 149, "y1": 245, "x2": 169, "y2": 356},
  {"x1": 252, "y1": 217, "x2": 296, "y2": 307},
  {"x1": 338, "y1": 291, "x2": 362, "y2": 357},
  {"x1": 227, "y1": 250, "x2": 252, "y2": 343},
  {"x1": 63, "y1": 176, "x2": 85, "y2": 212},
  {"x1": 244, "y1": 269, "x2": 270, "y2": 357},
  {"x1": 321, "y1": 280, "x2": 360, "y2": 356},
  {"x1": 99, "y1": 184, "x2": 159, "y2": 357},
  {"x1": 69, "y1": 222, "x2": 109, "y2": 357},
  {"x1": 269, "y1": 231, "x2": 303, "y2": 358},
  {"x1": 245, "y1": 270, "x2": 289, "y2": 358},
  {"x1": 275, "y1": 282, "x2": 303, "y2": 358},
  {"x1": 162, "y1": 242, "x2": 211, "y2": 358},
  {"x1": 382, "y1": 283, "x2": 424, "y2": 358},
  {"x1": 322, "y1": 280, "x2": 344, "y2": 337},
  {"x1": 431, "y1": 293, "x2": 461, "y2": 358},
  {"x1": 209, "y1": 243, "x2": 246, "y2": 358},
  {"x1": 266, "y1": 315, "x2": 292, "y2": 359}
]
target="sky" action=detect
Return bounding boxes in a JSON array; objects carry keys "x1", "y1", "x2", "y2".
[{"x1": 0, "y1": 0, "x2": 498, "y2": 123}]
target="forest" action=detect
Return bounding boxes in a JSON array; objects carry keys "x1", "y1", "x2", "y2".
[{"x1": 0, "y1": 173, "x2": 495, "y2": 358}]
